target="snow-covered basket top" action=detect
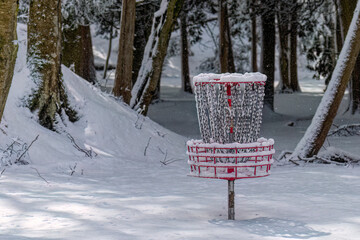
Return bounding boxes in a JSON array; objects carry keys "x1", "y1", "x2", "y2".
[
  {"x1": 193, "y1": 73, "x2": 267, "y2": 144},
  {"x1": 193, "y1": 72, "x2": 267, "y2": 85}
]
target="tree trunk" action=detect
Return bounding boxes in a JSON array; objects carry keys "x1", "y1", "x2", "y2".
[
  {"x1": 277, "y1": 3, "x2": 290, "y2": 92},
  {"x1": 338, "y1": 0, "x2": 360, "y2": 114},
  {"x1": 103, "y1": 24, "x2": 113, "y2": 79},
  {"x1": 132, "y1": 1, "x2": 159, "y2": 85},
  {"x1": 28, "y1": 0, "x2": 77, "y2": 130},
  {"x1": 0, "y1": 0, "x2": 18, "y2": 123},
  {"x1": 219, "y1": 0, "x2": 235, "y2": 73},
  {"x1": 180, "y1": 0, "x2": 192, "y2": 93},
  {"x1": 291, "y1": 1, "x2": 360, "y2": 158},
  {"x1": 261, "y1": 0, "x2": 276, "y2": 110},
  {"x1": 130, "y1": 0, "x2": 184, "y2": 115},
  {"x1": 251, "y1": 0, "x2": 258, "y2": 72},
  {"x1": 113, "y1": 0, "x2": 136, "y2": 104},
  {"x1": 290, "y1": 0, "x2": 300, "y2": 92},
  {"x1": 62, "y1": 24, "x2": 97, "y2": 84}
]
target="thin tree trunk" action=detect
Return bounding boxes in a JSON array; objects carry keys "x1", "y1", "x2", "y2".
[
  {"x1": 180, "y1": 0, "x2": 192, "y2": 93},
  {"x1": 113, "y1": 0, "x2": 136, "y2": 104},
  {"x1": 261, "y1": 0, "x2": 276, "y2": 110},
  {"x1": 28, "y1": 0, "x2": 77, "y2": 130},
  {"x1": 290, "y1": 0, "x2": 300, "y2": 92},
  {"x1": 130, "y1": 0, "x2": 184, "y2": 114},
  {"x1": 0, "y1": 0, "x2": 18, "y2": 123},
  {"x1": 251, "y1": 0, "x2": 258, "y2": 72},
  {"x1": 219, "y1": 0, "x2": 235, "y2": 73},
  {"x1": 63, "y1": 24, "x2": 97, "y2": 84},
  {"x1": 277, "y1": 3, "x2": 290, "y2": 92},
  {"x1": 103, "y1": 25, "x2": 113, "y2": 79},
  {"x1": 292, "y1": 1, "x2": 360, "y2": 158}
]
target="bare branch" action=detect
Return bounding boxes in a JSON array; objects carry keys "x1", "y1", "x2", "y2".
[
  {"x1": 144, "y1": 137, "x2": 151, "y2": 156},
  {"x1": 67, "y1": 134, "x2": 94, "y2": 158},
  {"x1": 15, "y1": 135, "x2": 39, "y2": 164},
  {"x1": 30, "y1": 167, "x2": 49, "y2": 184}
]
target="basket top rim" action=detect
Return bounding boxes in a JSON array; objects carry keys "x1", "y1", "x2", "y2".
[{"x1": 193, "y1": 72, "x2": 267, "y2": 83}]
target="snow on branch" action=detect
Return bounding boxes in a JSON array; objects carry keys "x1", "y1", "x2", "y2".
[
  {"x1": 130, "y1": 0, "x2": 169, "y2": 109},
  {"x1": 328, "y1": 124, "x2": 360, "y2": 137}
]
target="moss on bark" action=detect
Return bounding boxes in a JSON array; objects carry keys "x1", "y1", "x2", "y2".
[
  {"x1": 28, "y1": 0, "x2": 77, "y2": 130},
  {"x1": 0, "y1": 0, "x2": 18, "y2": 123}
]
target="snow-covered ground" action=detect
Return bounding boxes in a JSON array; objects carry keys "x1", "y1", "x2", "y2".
[{"x1": 0, "y1": 24, "x2": 360, "y2": 240}]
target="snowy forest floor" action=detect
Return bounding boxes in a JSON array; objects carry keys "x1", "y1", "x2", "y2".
[{"x1": 1, "y1": 24, "x2": 360, "y2": 240}]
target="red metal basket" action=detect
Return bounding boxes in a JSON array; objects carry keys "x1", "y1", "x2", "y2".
[{"x1": 187, "y1": 138, "x2": 275, "y2": 180}]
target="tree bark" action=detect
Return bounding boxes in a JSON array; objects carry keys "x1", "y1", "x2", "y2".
[
  {"x1": 103, "y1": 24, "x2": 113, "y2": 79},
  {"x1": 180, "y1": 0, "x2": 192, "y2": 93},
  {"x1": 0, "y1": 0, "x2": 18, "y2": 123},
  {"x1": 251, "y1": 0, "x2": 258, "y2": 72},
  {"x1": 338, "y1": 0, "x2": 360, "y2": 114},
  {"x1": 290, "y1": 0, "x2": 300, "y2": 92},
  {"x1": 62, "y1": 24, "x2": 97, "y2": 84},
  {"x1": 130, "y1": 0, "x2": 184, "y2": 115},
  {"x1": 113, "y1": 0, "x2": 136, "y2": 104},
  {"x1": 277, "y1": 2, "x2": 290, "y2": 92},
  {"x1": 261, "y1": 0, "x2": 276, "y2": 110},
  {"x1": 219, "y1": 0, "x2": 235, "y2": 73},
  {"x1": 28, "y1": 0, "x2": 77, "y2": 130},
  {"x1": 292, "y1": 1, "x2": 360, "y2": 158},
  {"x1": 132, "y1": 1, "x2": 159, "y2": 85}
]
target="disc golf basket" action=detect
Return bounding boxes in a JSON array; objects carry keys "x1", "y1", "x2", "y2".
[{"x1": 186, "y1": 73, "x2": 275, "y2": 220}]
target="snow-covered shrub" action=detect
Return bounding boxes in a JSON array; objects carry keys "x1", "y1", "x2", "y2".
[{"x1": 0, "y1": 138, "x2": 31, "y2": 166}]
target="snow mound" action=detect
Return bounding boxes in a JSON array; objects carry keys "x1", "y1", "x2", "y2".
[{"x1": 0, "y1": 24, "x2": 186, "y2": 173}]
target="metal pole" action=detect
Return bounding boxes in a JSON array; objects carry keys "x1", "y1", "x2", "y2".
[{"x1": 228, "y1": 180, "x2": 235, "y2": 220}]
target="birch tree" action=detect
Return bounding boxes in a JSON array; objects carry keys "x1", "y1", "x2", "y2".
[
  {"x1": 0, "y1": 0, "x2": 18, "y2": 123},
  {"x1": 291, "y1": 0, "x2": 360, "y2": 159},
  {"x1": 130, "y1": 0, "x2": 184, "y2": 114},
  {"x1": 28, "y1": 0, "x2": 77, "y2": 130}
]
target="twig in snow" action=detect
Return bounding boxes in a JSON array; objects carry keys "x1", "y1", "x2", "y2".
[
  {"x1": 160, "y1": 158, "x2": 182, "y2": 165},
  {"x1": 69, "y1": 163, "x2": 77, "y2": 176},
  {"x1": 157, "y1": 146, "x2": 165, "y2": 155},
  {"x1": 0, "y1": 127, "x2": 7, "y2": 135},
  {"x1": 15, "y1": 135, "x2": 39, "y2": 165},
  {"x1": 67, "y1": 134, "x2": 95, "y2": 158},
  {"x1": 144, "y1": 137, "x2": 151, "y2": 156},
  {"x1": 30, "y1": 167, "x2": 49, "y2": 184},
  {"x1": 0, "y1": 168, "x2": 5, "y2": 177},
  {"x1": 135, "y1": 112, "x2": 145, "y2": 129}
]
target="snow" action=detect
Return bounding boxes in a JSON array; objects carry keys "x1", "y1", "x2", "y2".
[
  {"x1": 0, "y1": 22, "x2": 360, "y2": 240},
  {"x1": 193, "y1": 72, "x2": 267, "y2": 83}
]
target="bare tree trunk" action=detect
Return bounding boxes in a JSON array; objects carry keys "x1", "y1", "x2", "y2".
[
  {"x1": 251, "y1": 0, "x2": 258, "y2": 72},
  {"x1": 62, "y1": 24, "x2": 97, "y2": 84},
  {"x1": 261, "y1": 0, "x2": 276, "y2": 110},
  {"x1": 0, "y1": 0, "x2": 18, "y2": 123},
  {"x1": 132, "y1": 1, "x2": 159, "y2": 85},
  {"x1": 180, "y1": 0, "x2": 192, "y2": 93},
  {"x1": 113, "y1": 0, "x2": 136, "y2": 104},
  {"x1": 277, "y1": 3, "x2": 290, "y2": 92},
  {"x1": 130, "y1": 0, "x2": 184, "y2": 115},
  {"x1": 292, "y1": 1, "x2": 360, "y2": 158},
  {"x1": 290, "y1": 0, "x2": 300, "y2": 92},
  {"x1": 28, "y1": 0, "x2": 77, "y2": 130},
  {"x1": 338, "y1": 0, "x2": 360, "y2": 114},
  {"x1": 103, "y1": 24, "x2": 113, "y2": 79},
  {"x1": 219, "y1": 0, "x2": 235, "y2": 73}
]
